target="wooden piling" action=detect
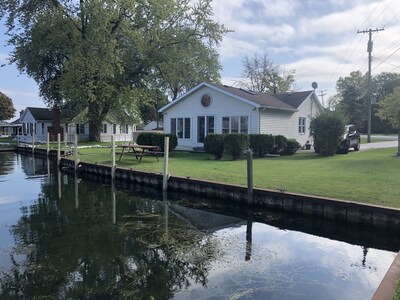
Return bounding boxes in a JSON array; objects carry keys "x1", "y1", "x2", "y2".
[{"x1": 163, "y1": 137, "x2": 170, "y2": 192}]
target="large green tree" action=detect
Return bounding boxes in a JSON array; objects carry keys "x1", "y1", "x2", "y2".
[
  {"x1": 376, "y1": 87, "x2": 400, "y2": 156},
  {"x1": 371, "y1": 72, "x2": 400, "y2": 133},
  {"x1": 0, "y1": 91, "x2": 16, "y2": 121},
  {"x1": 334, "y1": 71, "x2": 400, "y2": 133},
  {"x1": 0, "y1": 0, "x2": 228, "y2": 141},
  {"x1": 335, "y1": 71, "x2": 367, "y2": 131},
  {"x1": 237, "y1": 54, "x2": 295, "y2": 93},
  {"x1": 155, "y1": 36, "x2": 222, "y2": 100}
]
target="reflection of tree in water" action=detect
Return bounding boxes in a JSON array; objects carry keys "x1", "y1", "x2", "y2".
[
  {"x1": 0, "y1": 152, "x2": 16, "y2": 176},
  {"x1": 0, "y1": 174, "x2": 217, "y2": 299}
]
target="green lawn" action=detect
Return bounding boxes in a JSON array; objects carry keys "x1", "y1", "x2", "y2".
[{"x1": 74, "y1": 147, "x2": 400, "y2": 208}]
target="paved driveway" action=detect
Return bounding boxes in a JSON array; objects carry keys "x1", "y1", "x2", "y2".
[{"x1": 359, "y1": 135, "x2": 398, "y2": 151}]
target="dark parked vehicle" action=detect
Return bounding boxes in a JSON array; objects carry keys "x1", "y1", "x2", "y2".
[{"x1": 337, "y1": 125, "x2": 360, "y2": 154}]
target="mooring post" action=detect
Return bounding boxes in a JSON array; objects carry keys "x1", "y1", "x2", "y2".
[
  {"x1": 111, "y1": 135, "x2": 116, "y2": 181},
  {"x1": 32, "y1": 125, "x2": 35, "y2": 155},
  {"x1": 74, "y1": 133, "x2": 79, "y2": 172},
  {"x1": 112, "y1": 179, "x2": 116, "y2": 224},
  {"x1": 47, "y1": 132, "x2": 50, "y2": 157},
  {"x1": 247, "y1": 149, "x2": 253, "y2": 205},
  {"x1": 57, "y1": 133, "x2": 61, "y2": 167},
  {"x1": 163, "y1": 136, "x2": 170, "y2": 192}
]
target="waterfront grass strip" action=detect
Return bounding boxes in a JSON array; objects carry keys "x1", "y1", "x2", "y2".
[{"x1": 74, "y1": 147, "x2": 400, "y2": 208}]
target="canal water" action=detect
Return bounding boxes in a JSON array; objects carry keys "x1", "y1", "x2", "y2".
[{"x1": 0, "y1": 152, "x2": 398, "y2": 299}]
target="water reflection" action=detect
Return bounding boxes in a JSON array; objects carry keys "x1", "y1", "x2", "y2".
[{"x1": 0, "y1": 153, "x2": 398, "y2": 300}]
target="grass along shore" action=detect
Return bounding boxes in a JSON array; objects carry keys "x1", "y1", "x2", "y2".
[
  {"x1": 73, "y1": 146, "x2": 400, "y2": 209},
  {"x1": 1, "y1": 137, "x2": 399, "y2": 208}
]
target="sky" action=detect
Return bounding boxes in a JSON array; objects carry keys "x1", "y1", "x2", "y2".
[{"x1": 1, "y1": 0, "x2": 400, "y2": 120}]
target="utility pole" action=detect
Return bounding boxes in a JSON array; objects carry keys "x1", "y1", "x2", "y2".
[
  {"x1": 357, "y1": 27, "x2": 384, "y2": 143},
  {"x1": 318, "y1": 90, "x2": 327, "y2": 108}
]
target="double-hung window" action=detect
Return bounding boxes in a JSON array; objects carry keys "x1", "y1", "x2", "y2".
[
  {"x1": 298, "y1": 117, "x2": 306, "y2": 134},
  {"x1": 171, "y1": 118, "x2": 191, "y2": 139}
]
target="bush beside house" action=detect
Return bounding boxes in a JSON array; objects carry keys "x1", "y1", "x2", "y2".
[
  {"x1": 311, "y1": 110, "x2": 345, "y2": 156},
  {"x1": 204, "y1": 134, "x2": 225, "y2": 159},
  {"x1": 204, "y1": 133, "x2": 300, "y2": 160},
  {"x1": 136, "y1": 132, "x2": 177, "y2": 151}
]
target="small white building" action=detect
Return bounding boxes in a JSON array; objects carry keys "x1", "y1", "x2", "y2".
[
  {"x1": 159, "y1": 82, "x2": 323, "y2": 150},
  {"x1": 18, "y1": 107, "x2": 136, "y2": 143}
]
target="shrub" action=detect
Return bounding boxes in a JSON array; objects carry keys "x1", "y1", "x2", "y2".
[
  {"x1": 204, "y1": 134, "x2": 225, "y2": 159},
  {"x1": 249, "y1": 134, "x2": 274, "y2": 157},
  {"x1": 271, "y1": 135, "x2": 287, "y2": 154},
  {"x1": 281, "y1": 139, "x2": 301, "y2": 155},
  {"x1": 224, "y1": 134, "x2": 250, "y2": 160},
  {"x1": 311, "y1": 110, "x2": 345, "y2": 156},
  {"x1": 136, "y1": 132, "x2": 177, "y2": 151},
  {"x1": 136, "y1": 132, "x2": 153, "y2": 145}
]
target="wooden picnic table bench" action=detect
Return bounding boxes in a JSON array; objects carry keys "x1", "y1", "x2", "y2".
[{"x1": 117, "y1": 144, "x2": 164, "y2": 163}]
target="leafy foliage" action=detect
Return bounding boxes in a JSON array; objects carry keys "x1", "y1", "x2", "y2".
[
  {"x1": 249, "y1": 134, "x2": 274, "y2": 157},
  {"x1": 281, "y1": 139, "x2": 301, "y2": 156},
  {"x1": 136, "y1": 132, "x2": 177, "y2": 151},
  {"x1": 376, "y1": 86, "x2": 400, "y2": 156},
  {"x1": 335, "y1": 71, "x2": 367, "y2": 132},
  {"x1": 334, "y1": 71, "x2": 400, "y2": 134},
  {"x1": 0, "y1": 0, "x2": 228, "y2": 141},
  {"x1": 0, "y1": 91, "x2": 16, "y2": 121},
  {"x1": 204, "y1": 134, "x2": 225, "y2": 160},
  {"x1": 223, "y1": 134, "x2": 250, "y2": 161},
  {"x1": 237, "y1": 54, "x2": 295, "y2": 93},
  {"x1": 311, "y1": 110, "x2": 346, "y2": 156},
  {"x1": 271, "y1": 135, "x2": 288, "y2": 155}
]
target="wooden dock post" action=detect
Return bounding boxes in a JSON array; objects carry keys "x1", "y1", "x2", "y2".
[
  {"x1": 111, "y1": 135, "x2": 116, "y2": 181},
  {"x1": 163, "y1": 137, "x2": 170, "y2": 192},
  {"x1": 47, "y1": 132, "x2": 50, "y2": 156},
  {"x1": 247, "y1": 149, "x2": 253, "y2": 205},
  {"x1": 57, "y1": 133, "x2": 61, "y2": 167},
  {"x1": 74, "y1": 133, "x2": 79, "y2": 172},
  {"x1": 32, "y1": 125, "x2": 35, "y2": 154}
]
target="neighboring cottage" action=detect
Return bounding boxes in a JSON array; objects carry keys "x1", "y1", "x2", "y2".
[
  {"x1": 17, "y1": 107, "x2": 136, "y2": 143},
  {"x1": 159, "y1": 82, "x2": 323, "y2": 150}
]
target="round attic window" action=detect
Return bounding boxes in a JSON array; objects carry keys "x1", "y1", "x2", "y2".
[{"x1": 201, "y1": 94, "x2": 212, "y2": 108}]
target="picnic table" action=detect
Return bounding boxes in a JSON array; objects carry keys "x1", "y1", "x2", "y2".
[{"x1": 117, "y1": 144, "x2": 164, "y2": 163}]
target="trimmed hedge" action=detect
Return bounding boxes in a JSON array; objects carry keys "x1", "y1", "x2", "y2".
[
  {"x1": 272, "y1": 135, "x2": 287, "y2": 154},
  {"x1": 281, "y1": 139, "x2": 301, "y2": 155},
  {"x1": 204, "y1": 134, "x2": 225, "y2": 160},
  {"x1": 249, "y1": 134, "x2": 274, "y2": 157},
  {"x1": 136, "y1": 132, "x2": 177, "y2": 151},
  {"x1": 224, "y1": 134, "x2": 250, "y2": 160}
]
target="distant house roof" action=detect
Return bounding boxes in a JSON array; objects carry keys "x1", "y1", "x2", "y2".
[
  {"x1": 159, "y1": 82, "x2": 316, "y2": 113},
  {"x1": 26, "y1": 107, "x2": 53, "y2": 121}
]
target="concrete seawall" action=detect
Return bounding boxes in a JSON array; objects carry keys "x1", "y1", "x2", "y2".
[{"x1": 58, "y1": 156, "x2": 400, "y2": 230}]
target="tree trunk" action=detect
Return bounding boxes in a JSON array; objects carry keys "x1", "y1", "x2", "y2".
[{"x1": 89, "y1": 120, "x2": 101, "y2": 142}]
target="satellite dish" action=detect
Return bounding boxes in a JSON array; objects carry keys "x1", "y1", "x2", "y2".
[{"x1": 312, "y1": 82, "x2": 318, "y2": 89}]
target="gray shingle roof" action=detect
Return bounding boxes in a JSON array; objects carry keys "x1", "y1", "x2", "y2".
[
  {"x1": 159, "y1": 82, "x2": 317, "y2": 113},
  {"x1": 27, "y1": 107, "x2": 53, "y2": 121},
  {"x1": 213, "y1": 84, "x2": 312, "y2": 110}
]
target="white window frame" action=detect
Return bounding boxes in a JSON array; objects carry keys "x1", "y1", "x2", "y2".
[
  {"x1": 222, "y1": 116, "x2": 249, "y2": 134},
  {"x1": 170, "y1": 117, "x2": 191, "y2": 139},
  {"x1": 298, "y1": 117, "x2": 306, "y2": 135}
]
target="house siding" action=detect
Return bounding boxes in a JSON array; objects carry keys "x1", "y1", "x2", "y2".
[
  {"x1": 19, "y1": 110, "x2": 66, "y2": 143},
  {"x1": 260, "y1": 94, "x2": 319, "y2": 146},
  {"x1": 163, "y1": 86, "x2": 259, "y2": 150}
]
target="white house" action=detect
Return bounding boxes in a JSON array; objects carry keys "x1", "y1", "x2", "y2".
[
  {"x1": 159, "y1": 82, "x2": 323, "y2": 150},
  {"x1": 18, "y1": 107, "x2": 136, "y2": 143}
]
